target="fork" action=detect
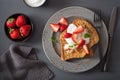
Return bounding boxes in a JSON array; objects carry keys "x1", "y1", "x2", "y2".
[
  {"x1": 94, "y1": 10, "x2": 103, "y2": 61},
  {"x1": 94, "y1": 10, "x2": 102, "y2": 28}
]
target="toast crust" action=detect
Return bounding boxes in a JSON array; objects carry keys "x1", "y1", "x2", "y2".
[{"x1": 60, "y1": 18, "x2": 99, "y2": 61}]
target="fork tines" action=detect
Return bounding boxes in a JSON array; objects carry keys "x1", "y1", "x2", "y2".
[
  {"x1": 94, "y1": 9, "x2": 103, "y2": 62},
  {"x1": 94, "y1": 10, "x2": 102, "y2": 27},
  {"x1": 94, "y1": 10, "x2": 101, "y2": 20}
]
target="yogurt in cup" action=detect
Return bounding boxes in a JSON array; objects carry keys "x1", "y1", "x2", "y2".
[{"x1": 24, "y1": 0, "x2": 46, "y2": 7}]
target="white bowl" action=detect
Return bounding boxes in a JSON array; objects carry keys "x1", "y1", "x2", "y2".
[{"x1": 24, "y1": 0, "x2": 46, "y2": 7}]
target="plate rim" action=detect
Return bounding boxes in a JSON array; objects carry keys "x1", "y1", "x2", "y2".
[{"x1": 42, "y1": 6, "x2": 108, "y2": 73}]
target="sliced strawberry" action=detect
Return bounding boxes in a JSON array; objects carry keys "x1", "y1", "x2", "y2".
[
  {"x1": 59, "y1": 17, "x2": 68, "y2": 26},
  {"x1": 83, "y1": 44, "x2": 89, "y2": 54},
  {"x1": 71, "y1": 33, "x2": 82, "y2": 43},
  {"x1": 64, "y1": 32, "x2": 72, "y2": 38},
  {"x1": 71, "y1": 33, "x2": 77, "y2": 43},
  {"x1": 77, "y1": 39, "x2": 85, "y2": 48},
  {"x1": 73, "y1": 26, "x2": 84, "y2": 34},
  {"x1": 60, "y1": 25, "x2": 68, "y2": 31},
  {"x1": 50, "y1": 23, "x2": 60, "y2": 32}
]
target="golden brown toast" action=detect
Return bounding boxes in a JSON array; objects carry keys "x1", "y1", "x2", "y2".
[{"x1": 60, "y1": 18, "x2": 99, "y2": 61}]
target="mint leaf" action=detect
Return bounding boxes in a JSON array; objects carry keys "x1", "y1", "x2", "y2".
[
  {"x1": 73, "y1": 44, "x2": 77, "y2": 46},
  {"x1": 69, "y1": 45, "x2": 74, "y2": 48},
  {"x1": 51, "y1": 36, "x2": 57, "y2": 43},
  {"x1": 69, "y1": 44, "x2": 77, "y2": 48},
  {"x1": 84, "y1": 33, "x2": 90, "y2": 38}
]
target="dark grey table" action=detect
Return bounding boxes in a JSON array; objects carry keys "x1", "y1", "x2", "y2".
[{"x1": 0, "y1": 0, "x2": 120, "y2": 80}]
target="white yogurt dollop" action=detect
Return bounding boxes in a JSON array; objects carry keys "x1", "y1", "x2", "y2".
[
  {"x1": 64, "y1": 44, "x2": 77, "y2": 54},
  {"x1": 67, "y1": 24, "x2": 77, "y2": 34},
  {"x1": 24, "y1": 0, "x2": 46, "y2": 7},
  {"x1": 65, "y1": 38, "x2": 75, "y2": 44}
]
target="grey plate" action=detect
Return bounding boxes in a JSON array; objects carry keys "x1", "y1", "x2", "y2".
[{"x1": 42, "y1": 6, "x2": 108, "y2": 73}]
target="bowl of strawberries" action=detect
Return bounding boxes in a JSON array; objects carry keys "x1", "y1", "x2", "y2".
[{"x1": 4, "y1": 13, "x2": 33, "y2": 42}]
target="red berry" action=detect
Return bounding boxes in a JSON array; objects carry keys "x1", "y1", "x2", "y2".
[
  {"x1": 20, "y1": 25, "x2": 31, "y2": 37},
  {"x1": 60, "y1": 25, "x2": 68, "y2": 32},
  {"x1": 50, "y1": 23, "x2": 60, "y2": 32},
  {"x1": 83, "y1": 45, "x2": 89, "y2": 54},
  {"x1": 71, "y1": 33, "x2": 82, "y2": 43},
  {"x1": 71, "y1": 33, "x2": 77, "y2": 43},
  {"x1": 9, "y1": 29, "x2": 21, "y2": 39},
  {"x1": 59, "y1": 17, "x2": 68, "y2": 26},
  {"x1": 73, "y1": 26, "x2": 84, "y2": 34},
  {"x1": 6, "y1": 18, "x2": 16, "y2": 28},
  {"x1": 63, "y1": 32, "x2": 72, "y2": 38},
  {"x1": 16, "y1": 15, "x2": 26, "y2": 27},
  {"x1": 77, "y1": 39, "x2": 85, "y2": 48}
]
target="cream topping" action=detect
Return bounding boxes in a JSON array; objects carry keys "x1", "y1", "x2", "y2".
[
  {"x1": 67, "y1": 24, "x2": 77, "y2": 34},
  {"x1": 64, "y1": 24, "x2": 90, "y2": 53}
]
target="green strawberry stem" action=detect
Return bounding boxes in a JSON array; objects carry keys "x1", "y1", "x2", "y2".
[
  {"x1": 9, "y1": 28, "x2": 14, "y2": 33},
  {"x1": 8, "y1": 18, "x2": 14, "y2": 23}
]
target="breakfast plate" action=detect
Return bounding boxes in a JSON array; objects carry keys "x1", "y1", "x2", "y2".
[{"x1": 42, "y1": 6, "x2": 108, "y2": 72}]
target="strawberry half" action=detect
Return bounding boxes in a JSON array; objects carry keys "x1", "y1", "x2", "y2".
[
  {"x1": 50, "y1": 23, "x2": 60, "y2": 32},
  {"x1": 71, "y1": 33, "x2": 82, "y2": 43},
  {"x1": 9, "y1": 29, "x2": 21, "y2": 39},
  {"x1": 83, "y1": 44, "x2": 89, "y2": 54},
  {"x1": 59, "y1": 17, "x2": 68, "y2": 26},
  {"x1": 60, "y1": 25, "x2": 68, "y2": 31},
  {"x1": 16, "y1": 15, "x2": 26, "y2": 27},
  {"x1": 64, "y1": 32, "x2": 72, "y2": 38},
  {"x1": 71, "y1": 33, "x2": 77, "y2": 43},
  {"x1": 20, "y1": 25, "x2": 31, "y2": 37},
  {"x1": 6, "y1": 18, "x2": 16, "y2": 28},
  {"x1": 73, "y1": 26, "x2": 84, "y2": 34},
  {"x1": 77, "y1": 39, "x2": 85, "y2": 48}
]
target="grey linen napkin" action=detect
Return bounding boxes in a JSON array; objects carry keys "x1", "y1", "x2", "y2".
[{"x1": 0, "y1": 44, "x2": 53, "y2": 80}]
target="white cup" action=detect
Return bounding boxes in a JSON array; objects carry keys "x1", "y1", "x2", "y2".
[{"x1": 24, "y1": 0, "x2": 46, "y2": 7}]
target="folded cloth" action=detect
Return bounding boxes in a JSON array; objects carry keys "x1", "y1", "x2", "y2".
[{"x1": 0, "y1": 44, "x2": 53, "y2": 80}]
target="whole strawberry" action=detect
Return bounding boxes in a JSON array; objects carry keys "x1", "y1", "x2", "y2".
[
  {"x1": 6, "y1": 18, "x2": 16, "y2": 28},
  {"x1": 9, "y1": 29, "x2": 21, "y2": 39},
  {"x1": 20, "y1": 25, "x2": 31, "y2": 37},
  {"x1": 16, "y1": 15, "x2": 26, "y2": 27}
]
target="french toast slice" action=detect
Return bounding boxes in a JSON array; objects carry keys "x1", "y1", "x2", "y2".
[{"x1": 60, "y1": 18, "x2": 99, "y2": 61}]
